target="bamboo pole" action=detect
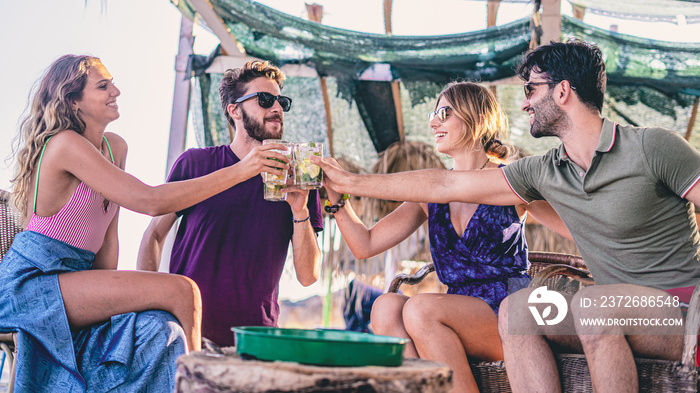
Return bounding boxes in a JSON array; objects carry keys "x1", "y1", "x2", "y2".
[
  {"x1": 540, "y1": 0, "x2": 562, "y2": 44},
  {"x1": 166, "y1": 16, "x2": 194, "y2": 177},
  {"x1": 384, "y1": 0, "x2": 405, "y2": 142},
  {"x1": 384, "y1": 0, "x2": 393, "y2": 35},
  {"x1": 318, "y1": 77, "x2": 335, "y2": 157},
  {"x1": 189, "y1": 0, "x2": 245, "y2": 55},
  {"x1": 391, "y1": 81, "x2": 406, "y2": 142},
  {"x1": 306, "y1": 3, "x2": 336, "y2": 327},
  {"x1": 487, "y1": 0, "x2": 501, "y2": 27},
  {"x1": 487, "y1": 0, "x2": 501, "y2": 99},
  {"x1": 306, "y1": 3, "x2": 335, "y2": 157}
]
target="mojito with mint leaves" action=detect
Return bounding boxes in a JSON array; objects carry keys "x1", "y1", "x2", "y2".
[{"x1": 293, "y1": 142, "x2": 323, "y2": 190}]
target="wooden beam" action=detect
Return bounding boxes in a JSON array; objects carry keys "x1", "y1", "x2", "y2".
[
  {"x1": 305, "y1": 3, "x2": 323, "y2": 23},
  {"x1": 487, "y1": 0, "x2": 501, "y2": 28},
  {"x1": 384, "y1": 0, "x2": 393, "y2": 35},
  {"x1": 383, "y1": 0, "x2": 404, "y2": 142},
  {"x1": 685, "y1": 97, "x2": 700, "y2": 141},
  {"x1": 391, "y1": 81, "x2": 406, "y2": 142},
  {"x1": 189, "y1": 0, "x2": 245, "y2": 56},
  {"x1": 305, "y1": 3, "x2": 335, "y2": 157},
  {"x1": 540, "y1": 0, "x2": 562, "y2": 44},
  {"x1": 166, "y1": 16, "x2": 195, "y2": 178},
  {"x1": 318, "y1": 77, "x2": 335, "y2": 157},
  {"x1": 488, "y1": 0, "x2": 501, "y2": 103}
]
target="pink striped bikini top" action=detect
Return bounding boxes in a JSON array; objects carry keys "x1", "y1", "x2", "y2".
[{"x1": 25, "y1": 135, "x2": 118, "y2": 253}]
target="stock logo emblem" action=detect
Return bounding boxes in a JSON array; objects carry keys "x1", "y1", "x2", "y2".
[{"x1": 528, "y1": 286, "x2": 568, "y2": 326}]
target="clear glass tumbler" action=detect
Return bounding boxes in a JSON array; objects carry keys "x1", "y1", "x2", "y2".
[
  {"x1": 293, "y1": 142, "x2": 324, "y2": 190},
  {"x1": 263, "y1": 183, "x2": 286, "y2": 202},
  {"x1": 262, "y1": 139, "x2": 292, "y2": 186}
]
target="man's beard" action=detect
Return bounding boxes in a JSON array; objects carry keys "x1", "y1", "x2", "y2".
[
  {"x1": 241, "y1": 108, "x2": 283, "y2": 142},
  {"x1": 530, "y1": 92, "x2": 569, "y2": 139}
]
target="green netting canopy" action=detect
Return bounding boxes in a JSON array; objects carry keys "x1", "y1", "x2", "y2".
[{"x1": 174, "y1": 0, "x2": 700, "y2": 157}]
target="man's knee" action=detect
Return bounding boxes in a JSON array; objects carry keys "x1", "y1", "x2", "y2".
[
  {"x1": 498, "y1": 288, "x2": 536, "y2": 336},
  {"x1": 498, "y1": 296, "x2": 510, "y2": 337}
]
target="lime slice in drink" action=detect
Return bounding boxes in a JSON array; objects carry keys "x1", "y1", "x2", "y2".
[{"x1": 306, "y1": 164, "x2": 320, "y2": 179}]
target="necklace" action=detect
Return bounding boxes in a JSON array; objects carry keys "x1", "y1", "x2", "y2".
[{"x1": 479, "y1": 158, "x2": 490, "y2": 170}]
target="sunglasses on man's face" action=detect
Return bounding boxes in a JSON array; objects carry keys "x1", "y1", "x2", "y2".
[
  {"x1": 234, "y1": 92, "x2": 293, "y2": 112},
  {"x1": 523, "y1": 81, "x2": 560, "y2": 100},
  {"x1": 523, "y1": 80, "x2": 577, "y2": 100},
  {"x1": 428, "y1": 106, "x2": 451, "y2": 123}
]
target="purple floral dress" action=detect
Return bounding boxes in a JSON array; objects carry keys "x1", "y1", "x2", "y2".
[{"x1": 428, "y1": 186, "x2": 530, "y2": 314}]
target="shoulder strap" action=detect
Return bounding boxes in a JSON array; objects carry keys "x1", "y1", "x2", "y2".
[
  {"x1": 33, "y1": 135, "x2": 114, "y2": 213},
  {"x1": 33, "y1": 136, "x2": 53, "y2": 214},
  {"x1": 102, "y1": 135, "x2": 114, "y2": 163}
]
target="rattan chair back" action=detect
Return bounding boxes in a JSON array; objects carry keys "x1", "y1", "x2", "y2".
[
  {"x1": 0, "y1": 189, "x2": 21, "y2": 393},
  {"x1": 1, "y1": 189, "x2": 22, "y2": 259}
]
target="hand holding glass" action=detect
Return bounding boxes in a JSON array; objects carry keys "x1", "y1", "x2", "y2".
[
  {"x1": 293, "y1": 142, "x2": 324, "y2": 190},
  {"x1": 262, "y1": 139, "x2": 293, "y2": 201}
]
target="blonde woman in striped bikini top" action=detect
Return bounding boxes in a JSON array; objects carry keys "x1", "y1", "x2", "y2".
[
  {"x1": 3, "y1": 55, "x2": 294, "y2": 391},
  {"x1": 25, "y1": 134, "x2": 117, "y2": 253}
]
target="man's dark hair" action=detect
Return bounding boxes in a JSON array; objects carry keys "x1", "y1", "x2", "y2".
[
  {"x1": 517, "y1": 39, "x2": 606, "y2": 113},
  {"x1": 219, "y1": 60, "x2": 286, "y2": 127}
]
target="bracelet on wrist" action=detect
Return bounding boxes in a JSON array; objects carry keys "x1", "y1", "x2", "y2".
[
  {"x1": 292, "y1": 215, "x2": 311, "y2": 224},
  {"x1": 324, "y1": 194, "x2": 350, "y2": 214}
]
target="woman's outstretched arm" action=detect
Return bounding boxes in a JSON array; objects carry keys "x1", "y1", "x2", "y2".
[
  {"x1": 323, "y1": 158, "x2": 427, "y2": 260},
  {"x1": 46, "y1": 130, "x2": 290, "y2": 217}
]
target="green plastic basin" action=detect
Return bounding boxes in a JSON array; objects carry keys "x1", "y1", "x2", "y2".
[{"x1": 231, "y1": 326, "x2": 408, "y2": 367}]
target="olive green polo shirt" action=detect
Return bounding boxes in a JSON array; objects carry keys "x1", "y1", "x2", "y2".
[{"x1": 503, "y1": 118, "x2": 700, "y2": 288}]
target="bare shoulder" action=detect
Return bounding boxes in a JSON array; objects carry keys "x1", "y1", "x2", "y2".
[
  {"x1": 46, "y1": 130, "x2": 92, "y2": 153},
  {"x1": 104, "y1": 132, "x2": 127, "y2": 153},
  {"x1": 104, "y1": 132, "x2": 128, "y2": 167}
]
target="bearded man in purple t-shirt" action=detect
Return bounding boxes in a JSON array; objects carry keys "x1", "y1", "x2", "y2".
[{"x1": 137, "y1": 60, "x2": 323, "y2": 346}]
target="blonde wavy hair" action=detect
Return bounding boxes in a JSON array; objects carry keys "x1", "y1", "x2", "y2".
[
  {"x1": 10, "y1": 54, "x2": 101, "y2": 222},
  {"x1": 437, "y1": 81, "x2": 511, "y2": 160}
]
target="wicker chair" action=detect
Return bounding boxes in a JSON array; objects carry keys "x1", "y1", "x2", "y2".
[
  {"x1": 388, "y1": 252, "x2": 700, "y2": 392},
  {"x1": 0, "y1": 189, "x2": 22, "y2": 393}
]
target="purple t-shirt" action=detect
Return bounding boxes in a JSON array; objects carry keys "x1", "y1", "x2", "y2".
[{"x1": 167, "y1": 145, "x2": 323, "y2": 346}]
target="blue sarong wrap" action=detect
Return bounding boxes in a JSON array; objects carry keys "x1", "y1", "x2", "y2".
[{"x1": 0, "y1": 231, "x2": 186, "y2": 392}]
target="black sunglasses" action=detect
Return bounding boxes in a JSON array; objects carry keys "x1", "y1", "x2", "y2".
[
  {"x1": 523, "y1": 81, "x2": 576, "y2": 100},
  {"x1": 523, "y1": 81, "x2": 560, "y2": 100},
  {"x1": 234, "y1": 92, "x2": 292, "y2": 112},
  {"x1": 428, "y1": 106, "x2": 451, "y2": 123}
]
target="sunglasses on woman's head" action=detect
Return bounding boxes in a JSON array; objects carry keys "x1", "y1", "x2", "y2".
[
  {"x1": 428, "y1": 106, "x2": 451, "y2": 123},
  {"x1": 234, "y1": 92, "x2": 293, "y2": 112}
]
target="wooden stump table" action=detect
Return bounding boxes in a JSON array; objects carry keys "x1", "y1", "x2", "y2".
[{"x1": 176, "y1": 347, "x2": 452, "y2": 393}]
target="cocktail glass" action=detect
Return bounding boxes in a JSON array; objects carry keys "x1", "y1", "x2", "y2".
[
  {"x1": 293, "y1": 142, "x2": 323, "y2": 190},
  {"x1": 263, "y1": 183, "x2": 286, "y2": 202},
  {"x1": 262, "y1": 139, "x2": 292, "y2": 185}
]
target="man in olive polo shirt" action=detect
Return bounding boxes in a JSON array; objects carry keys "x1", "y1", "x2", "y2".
[{"x1": 313, "y1": 39, "x2": 700, "y2": 393}]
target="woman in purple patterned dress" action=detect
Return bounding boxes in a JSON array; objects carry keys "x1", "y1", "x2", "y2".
[{"x1": 324, "y1": 82, "x2": 571, "y2": 393}]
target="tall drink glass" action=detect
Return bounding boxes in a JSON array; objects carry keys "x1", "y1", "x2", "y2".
[
  {"x1": 262, "y1": 139, "x2": 292, "y2": 201},
  {"x1": 293, "y1": 142, "x2": 324, "y2": 190},
  {"x1": 263, "y1": 183, "x2": 286, "y2": 202}
]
